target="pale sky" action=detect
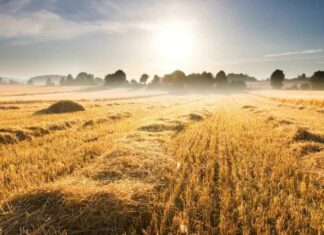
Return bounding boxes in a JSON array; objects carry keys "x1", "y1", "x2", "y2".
[{"x1": 0, "y1": 0, "x2": 323, "y2": 80}]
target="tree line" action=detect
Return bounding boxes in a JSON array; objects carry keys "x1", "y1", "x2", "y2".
[
  {"x1": 270, "y1": 70, "x2": 324, "y2": 90},
  {"x1": 55, "y1": 70, "x2": 258, "y2": 91},
  {"x1": 10, "y1": 69, "x2": 324, "y2": 91},
  {"x1": 59, "y1": 73, "x2": 104, "y2": 86},
  {"x1": 146, "y1": 70, "x2": 250, "y2": 90}
]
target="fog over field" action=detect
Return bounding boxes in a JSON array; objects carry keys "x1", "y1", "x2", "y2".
[{"x1": 0, "y1": 0, "x2": 324, "y2": 234}]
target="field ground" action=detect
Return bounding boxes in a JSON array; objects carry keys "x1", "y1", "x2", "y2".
[{"x1": 0, "y1": 86, "x2": 323, "y2": 234}]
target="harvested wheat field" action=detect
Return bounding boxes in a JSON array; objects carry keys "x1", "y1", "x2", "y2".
[{"x1": 0, "y1": 87, "x2": 323, "y2": 234}]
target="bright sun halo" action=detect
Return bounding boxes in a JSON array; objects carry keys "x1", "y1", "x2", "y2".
[{"x1": 155, "y1": 21, "x2": 194, "y2": 64}]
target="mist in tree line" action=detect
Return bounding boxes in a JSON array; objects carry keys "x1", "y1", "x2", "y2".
[
  {"x1": 269, "y1": 70, "x2": 324, "y2": 90},
  {"x1": 60, "y1": 69, "x2": 324, "y2": 91},
  {"x1": 57, "y1": 70, "x2": 255, "y2": 91},
  {"x1": 2, "y1": 70, "x2": 324, "y2": 91}
]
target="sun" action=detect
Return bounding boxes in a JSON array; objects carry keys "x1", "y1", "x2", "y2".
[{"x1": 154, "y1": 21, "x2": 195, "y2": 65}]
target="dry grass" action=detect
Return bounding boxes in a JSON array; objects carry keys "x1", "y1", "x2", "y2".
[
  {"x1": 147, "y1": 103, "x2": 323, "y2": 234},
  {"x1": 252, "y1": 90, "x2": 324, "y2": 108},
  {"x1": 0, "y1": 106, "x2": 19, "y2": 110},
  {"x1": 0, "y1": 87, "x2": 323, "y2": 234}
]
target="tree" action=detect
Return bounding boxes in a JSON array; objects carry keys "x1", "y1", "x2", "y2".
[
  {"x1": 9, "y1": 80, "x2": 19, "y2": 85},
  {"x1": 114, "y1": 70, "x2": 127, "y2": 83},
  {"x1": 65, "y1": 74, "x2": 74, "y2": 85},
  {"x1": 130, "y1": 79, "x2": 140, "y2": 87},
  {"x1": 186, "y1": 72, "x2": 214, "y2": 89},
  {"x1": 105, "y1": 70, "x2": 127, "y2": 86},
  {"x1": 46, "y1": 78, "x2": 54, "y2": 86},
  {"x1": 227, "y1": 73, "x2": 257, "y2": 82},
  {"x1": 186, "y1": 73, "x2": 201, "y2": 88},
  {"x1": 169, "y1": 70, "x2": 186, "y2": 88},
  {"x1": 149, "y1": 75, "x2": 161, "y2": 88},
  {"x1": 297, "y1": 73, "x2": 307, "y2": 81},
  {"x1": 59, "y1": 76, "x2": 66, "y2": 86},
  {"x1": 310, "y1": 71, "x2": 324, "y2": 90},
  {"x1": 270, "y1": 69, "x2": 285, "y2": 89},
  {"x1": 140, "y1": 74, "x2": 149, "y2": 84},
  {"x1": 230, "y1": 79, "x2": 246, "y2": 90},
  {"x1": 94, "y1": 77, "x2": 104, "y2": 85},
  {"x1": 0, "y1": 77, "x2": 4, "y2": 84},
  {"x1": 300, "y1": 83, "x2": 310, "y2": 90},
  {"x1": 75, "y1": 72, "x2": 95, "y2": 85},
  {"x1": 202, "y1": 71, "x2": 213, "y2": 80},
  {"x1": 27, "y1": 79, "x2": 34, "y2": 86},
  {"x1": 215, "y1": 70, "x2": 228, "y2": 88},
  {"x1": 201, "y1": 71, "x2": 214, "y2": 88}
]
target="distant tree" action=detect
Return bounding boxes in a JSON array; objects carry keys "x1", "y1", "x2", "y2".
[
  {"x1": 115, "y1": 70, "x2": 127, "y2": 82},
  {"x1": 104, "y1": 70, "x2": 127, "y2": 86},
  {"x1": 229, "y1": 79, "x2": 246, "y2": 90},
  {"x1": 227, "y1": 73, "x2": 257, "y2": 82},
  {"x1": 140, "y1": 74, "x2": 149, "y2": 84},
  {"x1": 186, "y1": 71, "x2": 214, "y2": 89},
  {"x1": 169, "y1": 70, "x2": 187, "y2": 88},
  {"x1": 130, "y1": 79, "x2": 141, "y2": 87},
  {"x1": 104, "y1": 74, "x2": 115, "y2": 86},
  {"x1": 75, "y1": 72, "x2": 95, "y2": 85},
  {"x1": 94, "y1": 77, "x2": 104, "y2": 85},
  {"x1": 215, "y1": 70, "x2": 228, "y2": 88},
  {"x1": 75, "y1": 72, "x2": 85, "y2": 84},
  {"x1": 299, "y1": 83, "x2": 310, "y2": 90},
  {"x1": 310, "y1": 71, "x2": 324, "y2": 90},
  {"x1": 286, "y1": 84, "x2": 298, "y2": 90},
  {"x1": 131, "y1": 79, "x2": 138, "y2": 85},
  {"x1": 149, "y1": 75, "x2": 161, "y2": 88},
  {"x1": 162, "y1": 74, "x2": 172, "y2": 86},
  {"x1": 187, "y1": 73, "x2": 201, "y2": 88},
  {"x1": 65, "y1": 74, "x2": 74, "y2": 85},
  {"x1": 0, "y1": 77, "x2": 3, "y2": 84},
  {"x1": 202, "y1": 71, "x2": 213, "y2": 80},
  {"x1": 270, "y1": 69, "x2": 285, "y2": 89},
  {"x1": 297, "y1": 73, "x2": 307, "y2": 81},
  {"x1": 9, "y1": 80, "x2": 19, "y2": 85},
  {"x1": 46, "y1": 78, "x2": 54, "y2": 86},
  {"x1": 59, "y1": 76, "x2": 66, "y2": 86},
  {"x1": 27, "y1": 79, "x2": 34, "y2": 86},
  {"x1": 201, "y1": 71, "x2": 214, "y2": 87}
]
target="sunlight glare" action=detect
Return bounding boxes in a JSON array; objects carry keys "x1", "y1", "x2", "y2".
[{"x1": 154, "y1": 21, "x2": 195, "y2": 65}]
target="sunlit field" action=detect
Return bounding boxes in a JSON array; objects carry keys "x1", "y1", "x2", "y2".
[{"x1": 0, "y1": 86, "x2": 323, "y2": 234}]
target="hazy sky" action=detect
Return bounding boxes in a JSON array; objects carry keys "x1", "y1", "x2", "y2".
[{"x1": 0, "y1": 0, "x2": 323, "y2": 80}]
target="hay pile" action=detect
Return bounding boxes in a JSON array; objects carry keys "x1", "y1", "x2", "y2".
[
  {"x1": 189, "y1": 113, "x2": 203, "y2": 121},
  {"x1": 0, "y1": 134, "x2": 16, "y2": 144},
  {"x1": 292, "y1": 127, "x2": 324, "y2": 143},
  {"x1": 0, "y1": 106, "x2": 19, "y2": 110},
  {"x1": 0, "y1": 122, "x2": 76, "y2": 145},
  {"x1": 36, "y1": 100, "x2": 85, "y2": 114},
  {"x1": 138, "y1": 123, "x2": 185, "y2": 133}
]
